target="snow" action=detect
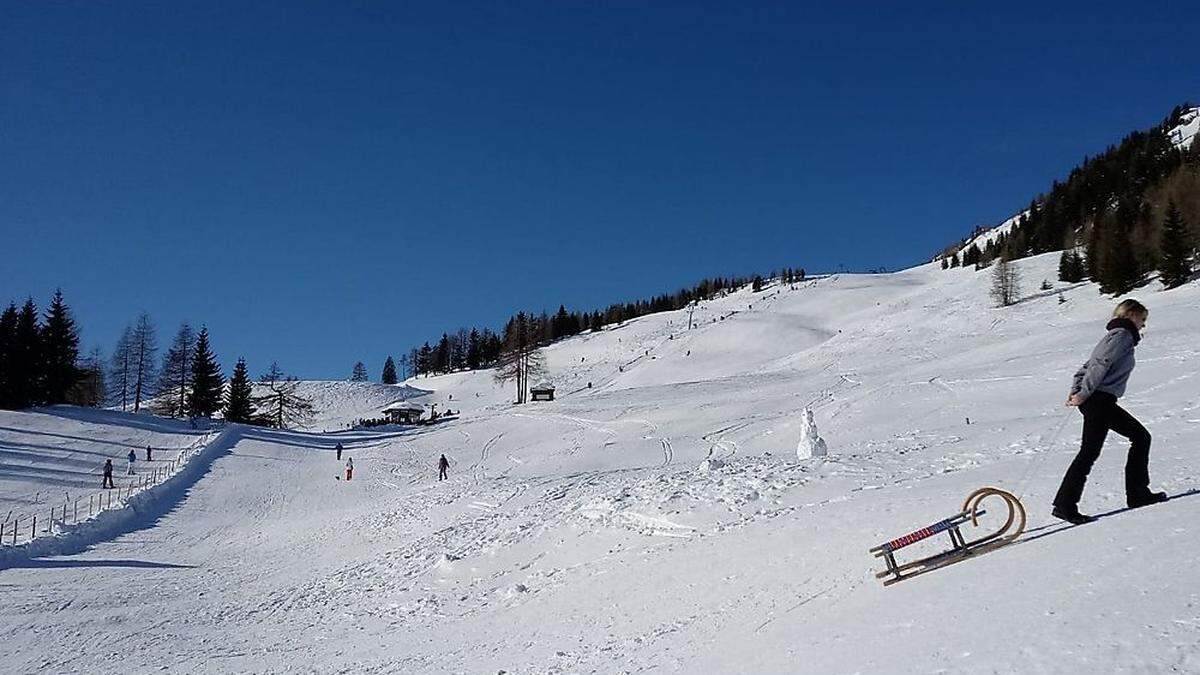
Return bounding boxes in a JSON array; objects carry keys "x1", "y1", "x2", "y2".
[
  {"x1": 1168, "y1": 106, "x2": 1199, "y2": 150},
  {"x1": 956, "y1": 209, "x2": 1027, "y2": 256},
  {"x1": 796, "y1": 407, "x2": 828, "y2": 460},
  {"x1": 1, "y1": 255, "x2": 1199, "y2": 672},
  {"x1": 271, "y1": 380, "x2": 429, "y2": 431}
]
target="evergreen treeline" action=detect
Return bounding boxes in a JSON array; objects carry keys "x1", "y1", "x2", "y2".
[
  {"x1": 398, "y1": 267, "x2": 806, "y2": 381},
  {"x1": 943, "y1": 104, "x2": 1200, "y2": 295},
  {"x1": 0, "y1": 290, "x2": 313, "y2": 429},
  {"x1": 0, "y1": 290, "x2": 99, "y2": 410}
]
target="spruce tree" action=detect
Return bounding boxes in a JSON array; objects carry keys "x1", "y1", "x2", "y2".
[
  {"x1": 1159, "y1": 201, "x2": 1194, "y2": 289},
  {"x1": 0, "y1": 303, "x2": 17, "y2": 409},
  {"x1": 351, "y1": 361, "x2": 368, "y2": 382},
  {"x1": 224, "y1": 357, "x2": 254, "y2": 423},
  {"x1": 187, "y1": 326, "x2": 224, "y2": 417},
  {"x1": 1058, "y1": 250, "x2": 1072, "y2": 281},
  {"x1": 381, "y1": 356, "x2": 398, "y2": 384},
  {"x1": 1099, "y1": 223, "x2": 1144, "y2": 295},
  {"x1": 12, "y1": 299, "x2": 43, "y2": 408},
  {"x1": 153, "y1": 323, "x2": 195, "y2": 417},
  {"x1": 41, "y1": 289, "x2": 81, "y2": 405}
]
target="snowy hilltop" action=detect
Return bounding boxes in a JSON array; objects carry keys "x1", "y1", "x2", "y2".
[{"x1": 1, "y1": 252, "x2": 1199, "y2": 673}]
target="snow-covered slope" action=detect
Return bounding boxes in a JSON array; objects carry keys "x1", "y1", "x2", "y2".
[
  {"x1": 0, "y1": 408, "x2": 213, "y2": 515},
  {"x1": 1169, "y1": 106, "x2": 1199, "y2": 150},
  {"x1": 1, "y1": 257, "x2": 1198, "y2": 673},
  {"x1": 269, "y1": 380, "x2": 429, "y2": 431}
]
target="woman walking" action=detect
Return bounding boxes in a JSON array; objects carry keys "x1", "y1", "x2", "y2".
[{"x1": 1052, "y1": 299, "x2": 1167, "y2": 525}]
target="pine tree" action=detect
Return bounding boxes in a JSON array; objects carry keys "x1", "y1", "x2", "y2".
[
  {"x1": 351, "y1": 361, "x2": 369, "y2": 382},
  {"x1": 417, "y1": 343, "x2": 433, "y2": 377},
  {"x1": 224, "y1": 357, "x2": 254, "y2": 423},
  {"x1": 0, "y1": 303, "x2": 17, "y2": 409},
  {"x1": 41, "y1": 289, "x2": 81, "y2": 405},
  {"x1": 187, "y1": 326, "x2": 224, "y2": 417},
  {"x1": 153, "y1": 323, "x2": 195, "y2": 417},
  {"x1": 1159, "y1": 201, "x2": 1194, "y2": 289},
  {"x1": 1099, "y1": 222, "x2": 1144, "y2": 295},
  {"x1": 381, "y1": 356, "x2": 398, "y2": 384},
  {"x1": 1060, "y1": 248, "x2": 1080, "y2": 279},
  {"x1": 12, "y1": 299, "x2": 43, "y2": 408}
]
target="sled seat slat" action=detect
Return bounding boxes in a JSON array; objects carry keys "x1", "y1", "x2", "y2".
[{"x1": 869, "y1": 510, "x2": 983, "y2": 555}]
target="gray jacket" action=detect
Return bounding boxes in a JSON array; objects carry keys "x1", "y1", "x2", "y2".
[{"x1": 1071, "y1": 327, "x2": 1137, "y2": 400}]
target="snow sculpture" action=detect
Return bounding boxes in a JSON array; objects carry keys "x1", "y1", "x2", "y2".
[{"x1": 796, "y1": 407, "x2": 828, "y2": 460}]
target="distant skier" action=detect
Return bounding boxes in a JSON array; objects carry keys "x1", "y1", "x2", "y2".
[
  {"x1": 127, "y1": 449, "x2": 136, "y2": 475},
  {"x1": 336, "y1": 443, "x2": 343, "y2": 461},
  {"x1": 102, "y1": 459, "x2": 114, "y2": 489},
  {"x1": 438, "y1": 454, "x2": 449, "y2": 481},
  {"x1": 345, "y1": 457, "x2": 354, "y2": 481},
  {"x1": 1053, "y1": 299, "x2": 1167, "y2": 525},
  {"x1": 146, "y1": 445, "x2": 152, "y2": 462}
]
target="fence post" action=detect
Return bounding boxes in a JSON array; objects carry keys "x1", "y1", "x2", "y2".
[
  {"x1": 31, "y1": 515, "x2": 36, "y2": 539},
  {"x1": 1, "y1": 522, "x2": 4, "y2": 544}
]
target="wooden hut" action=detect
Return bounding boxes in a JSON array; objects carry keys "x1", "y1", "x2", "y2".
[
  {"x1": 530, "y1": 382, "x2": 556, "y2": 402},
  {"x1": 382, "y1": 401, "x2": 424, "y2": 424}
]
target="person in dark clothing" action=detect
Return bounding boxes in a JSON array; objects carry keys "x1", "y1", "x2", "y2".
[
  {"x1": 127, "y1": 449, "x2": 137, "y2": 475},
  {"x1": 103, "y1": 459, "x2": 115, "y2": 489},
  {"x1": 146, "y1": 445, "x2": 152, "y2": 462},
  {"x1": 1053, "y1": 299, "x2": 1167, "y2": 525},
  {"x1": 336, "y1": 443, "x2": 343, "y2": 461},
  {"x1": 438, "y1": 454, "x2": 449, "y2": 481}
]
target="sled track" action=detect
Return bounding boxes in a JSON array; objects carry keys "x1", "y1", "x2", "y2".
[
  {"x1": 660, "y1": 438, "x2": 674, "y2": 466},
  {"x1": 471, "y1": 433, "x2": 504, "y2": 483}
]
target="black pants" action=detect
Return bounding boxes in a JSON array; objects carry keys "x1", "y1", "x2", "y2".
[
  {"x1": 103, "y1": 474, "x2": 114, "y2": 489},
  {"x1": 439, "y1": 466, "x2": 447, "y2": 481},
  {"x1": 1053, "y1": 392, "x2": 1151, "y2": 508}
]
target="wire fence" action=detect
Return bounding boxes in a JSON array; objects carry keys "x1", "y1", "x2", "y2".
[{"x1": 0, "y1": 432, "x2": 217, "y2": 547}]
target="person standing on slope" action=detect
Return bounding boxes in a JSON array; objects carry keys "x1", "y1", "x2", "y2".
[
  {"x1": 336, "y1": 442, "x2": 343, "y2": 461},
  {"x1": 1052, "y1": 299, "x2": 1167, "y2": 525},
  {"x1": 438, "y1": 454, "x2": 449, "y2": 481},
  {"x1": 146, "y1": 445, "x2": 152, "y2": 462},
  {"x1": 127, "y1": 448, "x2": 137, "y2": 475},
  {"x1": 103, "y1": 459, "x2": 115, "y2": 489},
  {"x1": 345, "y1": 457, "x2": 353, "y2": 481}
]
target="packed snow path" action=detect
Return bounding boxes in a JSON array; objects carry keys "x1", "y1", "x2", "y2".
[{"x1": 1, "y1": 253, "x2": 1198, "y2": 672}]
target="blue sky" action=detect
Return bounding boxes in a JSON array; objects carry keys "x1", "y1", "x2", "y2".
[{"x1": 1, "y1": 2, "x2": 1195, "y2": 379}]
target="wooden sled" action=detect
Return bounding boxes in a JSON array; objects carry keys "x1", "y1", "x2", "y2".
[{"x1": 870, "y1": 487, "x2": 1026, "y2": 586}]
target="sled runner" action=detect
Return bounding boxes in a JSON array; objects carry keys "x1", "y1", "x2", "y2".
[{"x1": 870, "y1": 487, "x2": 1026, "y2": 586}]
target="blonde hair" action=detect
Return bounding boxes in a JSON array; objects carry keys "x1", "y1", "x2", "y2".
[{"x1": 1113, "y1": 299, "x2": 1148, "y2": 320}]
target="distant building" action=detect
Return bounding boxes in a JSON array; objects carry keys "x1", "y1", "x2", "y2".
[
  {"x1": 382, "y1": 401, "x2": 424, "y2": 424},
  {"x1": 530, "y1": 382, "x2": 556, "y2": 402}
]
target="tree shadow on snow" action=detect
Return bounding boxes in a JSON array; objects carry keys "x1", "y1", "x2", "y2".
[
  {"x1": 4, "y1": 558, "x2": 196, "y2": 570},
  {"x1": 0, "y1": 428, "x2": 241, "y2": 571},
  {"x1": 35, "y1": 406, "x2": 212, "y2": 436}
]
